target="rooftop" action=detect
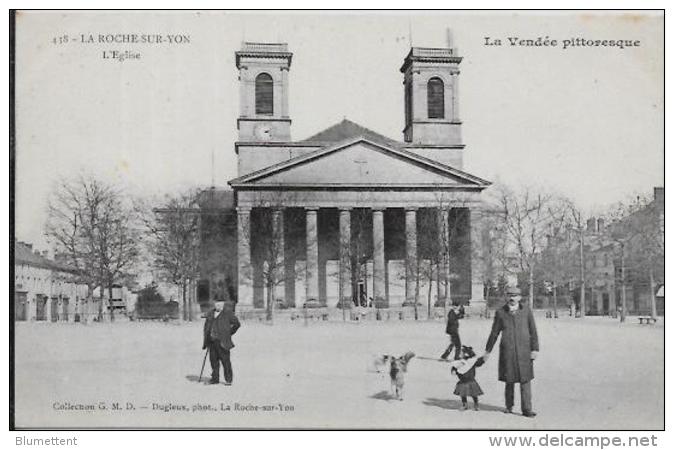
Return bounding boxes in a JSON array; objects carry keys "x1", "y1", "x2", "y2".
[
  {"x1": 14, "y1": 241, "x2": 77, "y2": 273},
  {"x1": 302, "y1": 118, "x2": 403, "y2": 148}
]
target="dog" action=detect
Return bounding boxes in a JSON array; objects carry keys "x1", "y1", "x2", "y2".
[{"x1": 389, "y1": 351, "x2": 415, "y2": 400}]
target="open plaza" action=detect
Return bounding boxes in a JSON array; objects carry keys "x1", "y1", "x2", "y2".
[{"x1": 13, "y1": 313, "x2": 663, "y2": 430}]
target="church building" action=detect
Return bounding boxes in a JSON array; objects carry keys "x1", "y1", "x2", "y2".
[{"x1": 199, "y1": 39, "x2": 491, "y2": 313}]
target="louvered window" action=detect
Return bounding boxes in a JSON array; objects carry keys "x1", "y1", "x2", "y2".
[
  {"x1": 427, "y1": 77, "x2": 445, "y2": 119},
  {"x1": 255, "y1": 73, "x2": 273, "y2": 115}
]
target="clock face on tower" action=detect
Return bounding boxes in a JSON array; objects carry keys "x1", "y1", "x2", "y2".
[{"x1": 254, "y1": 124, "x2": 273, "y2": 141}]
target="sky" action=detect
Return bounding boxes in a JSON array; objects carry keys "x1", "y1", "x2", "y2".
[{"x1": 14, "y1": 11, "x2": 664, "y2": 249}]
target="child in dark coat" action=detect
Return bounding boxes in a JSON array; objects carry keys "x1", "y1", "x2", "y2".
[{"x1": 450, "y1": 345, "x2": 485, "y2": 411}]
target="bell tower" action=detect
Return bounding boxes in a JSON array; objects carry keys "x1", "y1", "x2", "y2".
[
  {"x1": 236, "y1": 42, "x2": 292, "y2": 142},
  {"x1": 400, "y1": 39, "x2": 462, "y2": 145}
]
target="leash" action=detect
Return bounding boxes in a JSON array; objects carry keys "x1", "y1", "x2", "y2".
[{"x1": 416, "y1": 356, "x2": 453, "y2": 363}]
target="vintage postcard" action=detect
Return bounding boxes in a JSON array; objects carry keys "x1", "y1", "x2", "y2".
[{"x1": 11, "y1": 10, "x2": 664, "y2": 430}]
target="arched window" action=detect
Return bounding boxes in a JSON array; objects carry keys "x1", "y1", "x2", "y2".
[
  {"x1": 427, "y1": 77, "x2": 445, "y2": 119},
  {"x1": 255, "y1": 73, "x2": 274, "y2": 115}
]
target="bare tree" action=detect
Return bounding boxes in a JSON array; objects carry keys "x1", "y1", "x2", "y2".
[
  {"x1": 479, "y1": 207, "x2": 515, "y2": 308},
  {"x1": 138, "y1": 189, "x2": 201, "y2": 321},
  {"x1": 606, "y1": 191, "x2": 664, "y2": 321},
  {"x1": 539, "y1": 201, "x2": 577, "y2": 318},
  {"x1": 415, "y1": 209, "x2": 439, "y2": 317},
  {"x1": 491, "y1": 184, "x2": 559, "y2": 308},
  {"x1": 239, "y1": 192, "x2": 305, "y2": 322},
  {"x1": 412, "y1": 194, "x2": 473, "y2": 317},
  {"x1": 45, "y1": 175, "x2": 139, "y2": 321},
  {"x1": 549, "y1": 198, "x2": 595, "y2": 317}
]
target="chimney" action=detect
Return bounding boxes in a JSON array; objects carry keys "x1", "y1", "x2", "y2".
[
  {"x1": 597, "y1": 218, "x2": 605, "y2": 234},
  {"x1": 586, "y1": 217, "x2": 597, "y2": 234}
]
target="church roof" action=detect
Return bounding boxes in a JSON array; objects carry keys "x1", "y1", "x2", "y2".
[{"x1": 302, "y1": 118, "x2": 403, "y2": 148}]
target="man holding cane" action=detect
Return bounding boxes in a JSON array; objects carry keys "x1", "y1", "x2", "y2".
[
  {"x1": 202, "y1": 301, "x2": 241, "y2": 385},
  {"x1": 483, "y1": 286, "x2": 539, "y2": 417}
]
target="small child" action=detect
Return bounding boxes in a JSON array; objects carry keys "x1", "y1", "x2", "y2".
[{"x1": 450, "y1": 345, "x2": 485, "y2": 411}]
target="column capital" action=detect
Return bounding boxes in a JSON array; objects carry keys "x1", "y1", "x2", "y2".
[
  {"x1": 305, "y1": 206, "x2": 320, "y2": 212},
  {"x1": 404, "y1": 207, "x2": 419, "y2": 212},
  {"x1": 372, "y1": 207, "x2": 386, "y2": 213},
  {"x1": 338, "y1": 207, "x2": 353, "y2": 212},
  {"x1": 236, "y1": 207, "x2": 252, "y2": 214}
]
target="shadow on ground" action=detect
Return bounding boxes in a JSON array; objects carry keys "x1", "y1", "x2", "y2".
[
  {"x1": 423, "y1": 397, "x2": 504, "y2": 412},
  {"x1": 370, "y1": 390, "x2": 404, "y2": 401},
  {"x1": 185, "y1": 375, "x2": 211, "y2": 385}
]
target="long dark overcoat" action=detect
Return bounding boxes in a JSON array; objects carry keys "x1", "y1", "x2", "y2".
[
  {"x1": 203, "y1": 309, "x2": 241, "y2": 351},
  {"x1": 485, "y1": 303, "x2": 539, "y2": 383}
]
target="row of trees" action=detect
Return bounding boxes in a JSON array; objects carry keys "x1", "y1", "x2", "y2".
[
  {"x1": 481, "y1": 184, "x2": 664, "y2": 320},
  {"x1": 45, "y1": 175, "x2": 203, "y2": 321},
  {"x1": 44, "y1": 174, "x2": 663, "y2": 322}
]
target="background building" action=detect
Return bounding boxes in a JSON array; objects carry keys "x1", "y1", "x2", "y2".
[{"x1": 14, "y1": 241, "x2": 88, "y2": 322}]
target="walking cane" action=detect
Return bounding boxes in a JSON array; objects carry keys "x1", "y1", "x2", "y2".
[{"x1": 198, "y1": 347, "x2": 210, "y2": 383}]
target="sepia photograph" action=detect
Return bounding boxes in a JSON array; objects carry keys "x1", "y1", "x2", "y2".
[{"x1": 10, "y1": 10, "x2": 664, "y2": 431}]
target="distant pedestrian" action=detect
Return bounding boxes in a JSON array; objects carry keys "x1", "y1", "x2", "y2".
[
  {"x1": 203, "y1": 301, "x2": 241, "y2": 385},
  {"x1": 483, "y1": 287, "x2": 539, "y2": 417},
  {"x1": 440, "y1": 302, "x2": 464, "y2": 360}
]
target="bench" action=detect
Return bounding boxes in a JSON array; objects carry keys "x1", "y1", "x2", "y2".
[{"x1": 637, "y1": 316, "x2": 657, "y2": 325}]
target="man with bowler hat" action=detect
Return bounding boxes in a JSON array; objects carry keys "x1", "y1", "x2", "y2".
[
  {"x1": 483, "y1": 286, "x2": 539, "y2": 417},
  {"x1": 203, "y1": 301, "x2": 241, "y2": 385}
]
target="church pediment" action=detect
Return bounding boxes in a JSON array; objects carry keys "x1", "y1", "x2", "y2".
[{"x1": 229, "y1": 137, "x2": 490, "y2": 189}]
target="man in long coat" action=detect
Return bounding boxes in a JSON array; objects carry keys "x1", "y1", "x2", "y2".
[
  {"x1": 203, "y1": 301, "x2": 241, "y2": 385},
  {"x1": 484, "y1": 287, "x2": 539, "y2": 417}
]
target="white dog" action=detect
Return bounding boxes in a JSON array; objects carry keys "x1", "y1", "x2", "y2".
[{"x1": 389, "y1": 351, "x2": 415, "y2": 400}]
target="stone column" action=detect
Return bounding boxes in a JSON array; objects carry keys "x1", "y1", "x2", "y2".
[
  {"x1": 372, "y1": 208, "x2": 386, "y2": 307},
  {"x1": 469, "y1": 208, "x2": 486, "y2": 314},
  {"x1": 305, "y1": 208, "x2": 319, "y2": 304},
  {"x1": 339, "y1": 208, "x2": 352, "y2": 308},
  {"x1": 29, "y1": 295, "x2": 37, "y2": 322},
  {"x1": 47, "y1": 282, "x2": 54, "y2": 322},
  {"x1": 451, "y1": 71, "x2": 460, "y2": 122},
  {"x1": 237, "y1": 207, "x2": 253, "y2": 309},
  {"x1": 608, "y1": 284, "x2": 617, "y2": 314},
  {"x1": 272, "y1": 209, "x2": 285, "y2": 306},
  {"x1": 404, "y1": 208, "x2": 418, "y2": 306},
  {"x1": 436, "y1": 208, "x2": 451, "y2": 306}
]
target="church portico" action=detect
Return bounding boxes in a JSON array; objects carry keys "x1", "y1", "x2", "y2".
[{"x1": 233, "y1": 200, "x2": 485, "y2": 311}]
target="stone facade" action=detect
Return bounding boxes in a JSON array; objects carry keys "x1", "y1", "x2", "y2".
[
  {"x1": 13, "y1": 241, "x2": 89, "y2": 322},
  {"x1": 199, "y1": 40, "x2": 491, "y2": 313}
]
